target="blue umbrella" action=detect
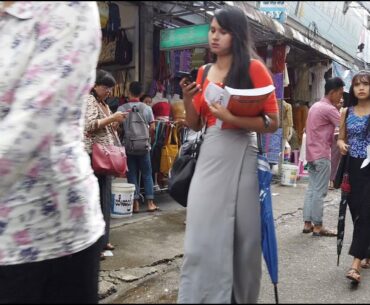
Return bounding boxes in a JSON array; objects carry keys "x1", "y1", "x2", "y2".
[{"x1": 258, "y1": 153, "x2": 279, "y2": 304}]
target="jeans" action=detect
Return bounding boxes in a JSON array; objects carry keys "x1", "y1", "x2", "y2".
[
  {"x1": 126, "y1": 152, "x2": 154, "y2": 200},
  {"x1": 303, "y1": 158, "x2": 331, "y2": 225}
]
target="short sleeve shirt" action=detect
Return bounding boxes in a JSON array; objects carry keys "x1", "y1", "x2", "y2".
[{"x1": 193, "y1": 59, "x2": 279, "y2": 127}]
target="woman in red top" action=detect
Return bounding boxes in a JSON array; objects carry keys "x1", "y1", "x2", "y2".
[{"x1": 177, "y1": 6, "x2": 279, "y2": 304}]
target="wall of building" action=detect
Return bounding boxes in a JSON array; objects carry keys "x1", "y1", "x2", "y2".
[{"x1": 286, "y1": 1, "x2": 369, "y2": 63}]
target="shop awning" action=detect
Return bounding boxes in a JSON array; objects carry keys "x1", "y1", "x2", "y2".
[{"x1": 234, "y1": 2, "x2": 360, "y2": 72}]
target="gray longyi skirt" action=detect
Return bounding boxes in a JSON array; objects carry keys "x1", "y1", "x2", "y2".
[{"x1": 177, "y1": 126, "x2": 262, "y2": 304}]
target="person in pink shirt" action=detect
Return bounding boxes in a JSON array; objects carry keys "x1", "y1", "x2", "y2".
[{"x1": 302, "y1": 77, "x2": 344, "y2": 236}]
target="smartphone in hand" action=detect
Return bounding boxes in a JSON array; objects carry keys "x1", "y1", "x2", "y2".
[{"x1": 176, "y1": 71, "x2": 193, "y2": 85}]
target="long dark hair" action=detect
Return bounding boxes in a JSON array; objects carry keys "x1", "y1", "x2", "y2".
[
  {"x1": 212, "y1": 6, "x2": 257, "y2": 89},
  {"x1": 348, "y1": 70, "x2": 370, "y2": 107}
]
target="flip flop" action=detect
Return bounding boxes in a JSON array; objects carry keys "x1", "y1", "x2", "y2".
[{"x1": 146, "y1": 207, "x2": 160, "y2": 212}]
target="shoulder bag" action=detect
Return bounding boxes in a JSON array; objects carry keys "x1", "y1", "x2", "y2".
[
  {"x1": 168, "y1": 63, "x2": 211, "y2": 207},
  {"x1": 92, "y1": 102, "x2": 127, "y2": 177},
  {"x1": 334, "y1": 108, "x2": 350, "y2": 189}
]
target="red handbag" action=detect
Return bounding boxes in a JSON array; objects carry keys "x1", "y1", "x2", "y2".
[
  {"x1": 91, "y1": 102, "x2": 127, "y2": 177},
  {"x1": 92, "y1": 142, "x2": 127, "y2": 177}
]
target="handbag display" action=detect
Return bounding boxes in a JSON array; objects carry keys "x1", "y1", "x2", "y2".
[
  {"x1": 91, "y1": 102, "x2": 127, "y2": 177},
  {"x1": 168, "y1": 131, "x2": 204, "y2": 207},
  {"x1": 160, "y1": 125, "x2": 179, "y2": 176},
  {"x1": 98, "y1": 36, "x2": 117, "y2": 65}
]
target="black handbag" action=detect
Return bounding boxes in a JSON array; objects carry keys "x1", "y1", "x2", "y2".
[
  {"x1": 333, "y1": 108, "x2": 351, "y2": 189},
  {"x1": 333, "y1": 155, "x2": 348, "y2": 189},
  {"x1": 168, "y1": 133, "x2": 204, "y2": 207},
  {"x1": 167, "y1": 64, "x2": 211, "y2": 207}
]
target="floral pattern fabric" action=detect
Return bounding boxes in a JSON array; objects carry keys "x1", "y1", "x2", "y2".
[
  {"x1": 0, "y1": 2, "x2": 105, "y2": 265},
  {"x1": 84, "y1": 95, "x2": 116, "y2": 154},
  {"x1": 347, "y1": 107, "x2": 370, "y2": 158}
]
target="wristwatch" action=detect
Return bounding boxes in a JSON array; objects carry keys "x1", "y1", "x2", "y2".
[{"x1": 262, "y1": 114, "x2": 271, "y2": 129}]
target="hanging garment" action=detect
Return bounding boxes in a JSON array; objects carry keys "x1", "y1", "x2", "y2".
[
  {"x1": 272, "y1": 44, "x2": 286, "y2": 73},
  {"x1": 310, "y1": 62, "x2": 332, "y2": 104},
  {"x1": 282, "y1": 100, "x2": 293, "y2": 141},
  {"x1": 292, "y1": 103, "x2": 309, "y2": 146},
  {"x1": 293, "y1": 64, "x2": 311, "y2": 103}
]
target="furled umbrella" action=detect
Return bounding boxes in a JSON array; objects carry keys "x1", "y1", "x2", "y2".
[
  {"x1": 337, "y1": 156, "x2": 351, "y2": 266},
  {"x1": 258, "y1": 153, "x2": 279, "y2": 304}
]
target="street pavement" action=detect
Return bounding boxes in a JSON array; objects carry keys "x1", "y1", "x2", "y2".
[{"x1": 98, "y1": 180, "x2": 370, "y2": 304}]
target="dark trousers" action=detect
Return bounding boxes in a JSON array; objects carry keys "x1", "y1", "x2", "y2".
[
  {"x1": 0, "y1": 238, "x2": 102, "y2": 304},
  {"x1": 96, "y1": 174, "x2": 112, "y2": 246},
  {"x1": 348, "y1": 157, "x2": 370, "y2": 259}
]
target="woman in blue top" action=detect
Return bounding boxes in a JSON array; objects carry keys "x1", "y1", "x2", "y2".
[{"x1": 337, "y1": 70, "x2": 370, "y2": 284}]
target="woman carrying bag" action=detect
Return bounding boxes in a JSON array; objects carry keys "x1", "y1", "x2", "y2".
[
  {"x1": 84, "y1": 70, "x2": 128, "y2": 260},
  {"x1": 337, "y1": 70, "x2": 370, "y2": 284},
  {"x1": 177, "y1": 6, "x2": 279, "y2": 304}
]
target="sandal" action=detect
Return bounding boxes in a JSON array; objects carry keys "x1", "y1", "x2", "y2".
[
  {"x1": 104, "y1": 243, "x2": 115, "y2": 251},
  {"x1": 361, "y1": 259, "x2": 370, "y2": 269},
  {"x1": 346, "y1": 268, "x2": 361, "y2": 283},
  {"x1": 312, "y1": 227, "x2": 337, "y2": 237},
  {"x1": 302, "y1": 225, "x2": 313, "y2": 233}
]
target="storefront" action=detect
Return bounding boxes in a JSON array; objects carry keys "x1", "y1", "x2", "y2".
[{"x1": 97, "y1": 1, "x2": 139, "y2": 109}]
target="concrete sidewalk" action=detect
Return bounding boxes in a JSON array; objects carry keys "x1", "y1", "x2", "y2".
[{"x1": 98, "y1": 179, "x2": 345, "y2": 303}]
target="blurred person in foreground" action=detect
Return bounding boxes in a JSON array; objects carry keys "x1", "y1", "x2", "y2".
[{"x1": 0, "y1": 2, "x2": 105, "y2": 303}]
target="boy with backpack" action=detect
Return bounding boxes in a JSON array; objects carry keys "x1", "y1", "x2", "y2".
[{"x1": 117, "y1": 82, "x2": 158, "y2": 213}]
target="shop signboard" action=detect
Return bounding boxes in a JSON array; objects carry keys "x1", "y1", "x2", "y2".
[
  {"x1": 259, "y1": 1, "x2": 288, "y2": 23},
  {"x1": 160, "y1": 24, "x2": 209, "y2": 50}
]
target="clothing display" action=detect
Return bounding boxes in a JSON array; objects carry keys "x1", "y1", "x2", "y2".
[
  {"x1": 272, "y1": 44, "x2": 286, "y2": 73},
  {"x1": 310, "y1": 62, "x2": 332, "y2": 105},
  {"x1": 272, "y1": 73, "x2": 284, "y2": 100},
  {"x1": 292, "y1": 103, "x2": 309, "y2": 146},
  {"x1": 282, "y1": 100, "x2": 293, "y2": 141},
  {"x1": 293, "y1": 64, "x2": 311, "y2": 103}
]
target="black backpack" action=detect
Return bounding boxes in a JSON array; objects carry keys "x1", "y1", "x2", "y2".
[
  {"x1": 115, "y1": 29, "x2": 133, "y2": 65},
  {"x1": 123, "y1": 105, "x2": 151, "y2": 156}
]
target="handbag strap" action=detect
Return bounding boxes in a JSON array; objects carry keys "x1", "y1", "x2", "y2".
[
  {"x1": 257, "y1": 133, "x2": 264, "y2": 155},
  {"x1": 95, "y1": 100, "x2": 122, "y2": 147}
]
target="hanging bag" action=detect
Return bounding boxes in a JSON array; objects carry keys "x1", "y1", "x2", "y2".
[
  {"x1": 98, "y1": 34, "x2": 117, "y2": 65},
  {"x1": 92, "y1": 102, "x2": 127, "y2": 177},
  {"x1": 115, "y1": 29, "x2": 133, "y2": 65},
  {"x1": 160, "y1": 125, "x2": 179, "y2": 175},
  {"x1": 151, "y1": 121, "x2": 166, "y2": 174}
]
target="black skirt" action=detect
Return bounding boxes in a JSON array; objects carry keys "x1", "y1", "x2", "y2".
[{"x1": 348, "y1": 156, "x2": 370, "y2": 259}]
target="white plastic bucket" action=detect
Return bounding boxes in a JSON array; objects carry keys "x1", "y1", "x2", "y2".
[
  {"x1": 281, "y1": 164, "x2": 298, "y2": 187},
  {"x1": 111, "y1": 182, "x2": 135, "y2": 218}
]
